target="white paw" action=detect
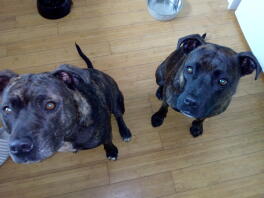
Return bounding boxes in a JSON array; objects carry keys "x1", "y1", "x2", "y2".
[
  {"x1": 123, "y1": 137, "x2": 132, "y2": 142},
  {"x1": 107, "y1": 156, "x2": 117, "y2": 161}
]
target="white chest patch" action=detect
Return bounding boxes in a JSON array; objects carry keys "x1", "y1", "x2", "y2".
[{"x1": 58, "y1": 142, "x2": 77, "y2": 152}]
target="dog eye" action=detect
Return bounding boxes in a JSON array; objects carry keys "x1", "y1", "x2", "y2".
[
  {"x1": 186, "y1": 66, "x2": 193, "y2": 74},
  {"x1": 219, "y1": 79, "x2": 228, "y2": 86},
  {"x1": 3, "y1": 106, "x2": 12, "y2": 113},
  {"x1": 45, "y1": 102, "x2": 56, "y2": 110}
]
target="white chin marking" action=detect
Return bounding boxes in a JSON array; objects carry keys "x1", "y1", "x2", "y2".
[{"x1": 181, "y1": 111, "x2": 194, "y2": 118}]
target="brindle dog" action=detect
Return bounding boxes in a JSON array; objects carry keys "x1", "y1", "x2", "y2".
[
  {"x1": 0, "y1": 44, "x2": 132, "y2": 163},
  {"x1": 151, "y1": 33, "x2": 262, "y2": 137}
]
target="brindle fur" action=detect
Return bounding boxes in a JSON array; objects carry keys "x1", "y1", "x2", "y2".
[
  {"x1": 0, "y1": 44, "x2": 131, "y2": 163},
  {"x1": 152, "y1": 33, "x2": 262, "y2": 137}
]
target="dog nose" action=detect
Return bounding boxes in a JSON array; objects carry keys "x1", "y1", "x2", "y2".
[
  {"x1": 184, "y1": 96, "x2": 197, "y2": 106},
  {"x1": 9, "y1": 139, "x2": 33, "y2": 155}
]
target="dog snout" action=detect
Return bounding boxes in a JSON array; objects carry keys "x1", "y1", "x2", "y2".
[
  {"x1": 184, "y1": 96, "x2": 197, "y2": 107},
  {"x1": 9, "y1": 138, "x2": 34, "y2": 155}
]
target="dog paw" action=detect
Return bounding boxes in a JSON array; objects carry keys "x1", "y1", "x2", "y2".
[
  {"x1": 105, "y1": 146, "x2": 118, "y2": 161},
  {"x1": 107, "y1": 156, "x2": 117, "y2": 161},
  {"x1": 190, "y1": 122, "x2": 203, "y2": 137},
  {"x1": 121, "y1": 128, "x2": 132, "y2": 142},
  {"x1": 123, "y1": 136, "x2": 132, "y2": 142},
  {"x1": 151, "y1": 112, "x2": 164, "y2": 127},
  {"x1": 156, "y1": 87, "x2": 163, "y2": 100}
]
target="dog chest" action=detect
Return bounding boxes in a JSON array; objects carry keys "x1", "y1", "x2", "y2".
[{"x1": 58, "y1": 141, "x2": 77, "y2": 152}]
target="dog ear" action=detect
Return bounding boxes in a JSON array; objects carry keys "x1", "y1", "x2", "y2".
[
  {"x1": 53, "y1": 70, "x2": 83, "y2": 89},
  {"x1": 0, "y1": 70, "x2": 18, "y2": 94},
  {"x1": 237, "y1": 52, "x2": 263, "y2": 80},
  {"x1": 177, "y1": 33, "x2": 207, "y2": 54}
]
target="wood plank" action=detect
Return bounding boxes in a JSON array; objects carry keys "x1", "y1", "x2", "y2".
[
  {"x1": 0, "y1": 148, "x2": 106, "y2": 184},
  {"x1": 6, "y1": 37, "x2": 111, "y2": 57},
  {"x1": 110, "y1": 32, "x2": 177, "y2": 55},
  {"x1": 172, "y1": 151, "x2": 264, "y2": 192},
  {"x1": 162, "y1": 174, "x2": 264, "y2": 198},
  {"x1": 58, "y1": 10, "x2": 154, "y2": 35},
  {"x1": 109, "y1": 131, "x2": 264, "y2": 183},
  {"x1": 93, "y1": 45, "x2": 174, "y2": 70},
  {"x1": 0, "y1": 163, "x2": 109, "y2": 198},
  {"x1": 1, "y1": 42, "x2": 110, "y2": 70},
  {"x1": 0, "y1": 0, "x2": 36, "y2": 17},
  {"x1": 0, "y1": 16, "x2": 16, "y2": 31},
  {"x1": 0, "y1": 47, "x2": 7, "y2": 58},
  {"x1": 7, "y1": 22, "x2": 173, "y2": 56},
  {"x1": 54, "y1": 172, "x2": 175, "y2": 198},
  {"x1": 15, "y1": 0, "x2": 144, "y2": 27},
  {"x1": 0, "y1": 24, "x2": 58, "y2": 45}
]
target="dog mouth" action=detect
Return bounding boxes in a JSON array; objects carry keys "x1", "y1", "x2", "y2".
[
  {"x1": 180, "y1": 110, "x2": 194, "y2": 118},
  {"x1": 9, "y1": 144, "x2": 56, "y2": 164},
  {"x1": 172, "y1": 106, "x2": 195, "y2": 118},
  {"x1": 9, "y1": 152, "x2": 39, "y2": 164}
]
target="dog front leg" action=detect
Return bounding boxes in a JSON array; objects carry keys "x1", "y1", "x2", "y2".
[
  {"x1": 115, "y1": 115, "x2": 132, "y2": 142},
  {"x1": 151, "y1": 102, "x2": 168, "y2": 127},
  {"x1": 103, "y1": 120, "x2": 118, "y2": 160},
  {"x1": 104, "y1": 140, "x2": 118, "y2": 161},
  {"x1": 190, "y1": 119, "x2": 205, "y2": 137},
  {"x1": 155, "y1": 86, "x2": 163, "y2": 100}
]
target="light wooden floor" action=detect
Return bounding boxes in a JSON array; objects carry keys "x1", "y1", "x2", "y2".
[{"x1": 0, "y1": 0, "x2": 264, "y2": 197}]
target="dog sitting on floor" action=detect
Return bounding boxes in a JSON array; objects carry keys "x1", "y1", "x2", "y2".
[
  {"x1": 151, "y1": 33, "x2": 262, "y2": 137},
  {"x1": 0, "y1": 44, "x2": 132, "y2": 164}
]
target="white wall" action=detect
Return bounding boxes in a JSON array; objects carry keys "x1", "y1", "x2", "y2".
[{"x1": 235, "y1": 0, "x2": 264, "y2": 71}]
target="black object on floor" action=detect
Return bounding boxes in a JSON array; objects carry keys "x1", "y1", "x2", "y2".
[{"x1": 37, "y1": 0, "x2": 72, "y2": 19}]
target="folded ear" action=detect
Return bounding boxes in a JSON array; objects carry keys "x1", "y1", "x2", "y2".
[
  {"x1": 177, "y1": 33, "x2": 207, "y2": 54},
  {"x1": 238, "y1": 52, "x2": 262, "y2": 80},
  {"x1": 0, "y1": 70, "x2": 18, "y2": 94},
  {"x1": 53, "y1": 70, "x2": 83, "y2": 89}
]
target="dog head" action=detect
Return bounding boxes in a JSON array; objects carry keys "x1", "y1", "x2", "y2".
[
  {"x1": 0, "y1": 67, "x2": 89, "y2": 163},
  {"x1": 166, "y1": 34, "x2": 262, "y2": 119}
]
